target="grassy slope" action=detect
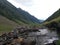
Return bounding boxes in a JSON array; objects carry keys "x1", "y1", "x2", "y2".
[
  {"x1": 0, "y1": 15, "x2": 41, "y2": 34},
  {"x1": 0, "y1": 0, "x2": 41, "y2": 35},
  {"x1": 0, "y1": 0, "x2": 40, "y2": 24},
  {"x1": 44, "y1": 9, "x2": 60, "y2": 28},
  {"x1": 46, "y1": 9, "x2": 60, "y2": 21},
  {"x1": 44, "y1": 16, "x2": 60, "y2": 25},
  {"x1": 0, "y1": 15, "x2": 19, "y2": 34}
]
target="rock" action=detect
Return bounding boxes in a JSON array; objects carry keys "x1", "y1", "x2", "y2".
[
  {"x1": 45, "y1": 40, "x2": 58, "y2": 45},
  {"x1": 29, "y1": 40, "x2": 36, "y2": 45}
]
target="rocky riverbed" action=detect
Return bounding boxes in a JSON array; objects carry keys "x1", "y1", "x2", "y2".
[
  {"x1": 26, "y1": 29, "x2": 59, "y2": 45},
  {"x1": 0, "y1": 28, "x2": 59, "y2": 45}
]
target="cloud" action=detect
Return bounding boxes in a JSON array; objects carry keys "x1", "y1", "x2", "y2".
[
  {"x1": 14, "y1": 0, "x2": 33, "y2": 6},
  {"x1": 7, "y1": 0, "x2": 60, "y2": 20}
]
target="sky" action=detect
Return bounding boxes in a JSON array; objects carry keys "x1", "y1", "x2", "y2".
[{"x1": 7, "y1": 0, "x2": 60, "y2": 20}]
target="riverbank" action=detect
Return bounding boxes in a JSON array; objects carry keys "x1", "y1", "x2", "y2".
[{"x1": 0, "y1": 27, "x2": 59, "y2": 45}]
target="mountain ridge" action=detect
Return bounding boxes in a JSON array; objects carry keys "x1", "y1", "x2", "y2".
[
  {"x1": 44, "y1": 9, "x2": 60, "y2": 32},
  {"x1": 0, "y1": 0, "x2": 41, "y2": 34},
  {"x1": 45, "y1": 9, "x2": 60, "y2": 21},
  {"x1": 0, "y1": 0, "x2": 40, "y2": 24}
]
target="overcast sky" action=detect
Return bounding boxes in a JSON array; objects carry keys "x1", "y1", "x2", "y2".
[{"x1": 7, "y1": 0, "x2": 60, "y2": 20}]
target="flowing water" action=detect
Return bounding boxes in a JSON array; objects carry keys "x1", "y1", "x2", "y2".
[{"x1": 27, "y1": 29, "x2": 59, "y2": 45}]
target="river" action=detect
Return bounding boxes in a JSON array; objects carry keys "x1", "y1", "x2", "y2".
[{"x1": 26, "y1": 29, "x2": 59, "y2": 45}]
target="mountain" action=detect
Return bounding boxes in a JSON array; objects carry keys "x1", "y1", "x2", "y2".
[
  {"x1": 17, "y1": 8, "x2": 40, "y2": 23},
  {"x1": 44, "y1": 9, "x2": 60, "y2": 32},
  {"x1": 0, "y1": 0, "x2": 40, "y2": 24},
  {"x1": 46, "y1": 9, "x2": 60, "y2": 21},
  {"x1": 0, "y1": 0, "x2": 41, "y2": 34},
  {"x1": 0, "y1": 15, "x2": 19, "y2": 34},
  {"x1": 44, "y1": 9, "x2": 60, "y2": 23}
]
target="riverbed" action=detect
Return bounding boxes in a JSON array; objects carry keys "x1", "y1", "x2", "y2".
[{"x1": 26, "y1": 29, "x2": 59, "y2": 45}]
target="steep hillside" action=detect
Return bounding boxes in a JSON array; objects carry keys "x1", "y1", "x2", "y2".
[
  {"x1": 0, "y1": 15, "x2": 19, "y2": 34},
  {"x1": 44, "y1": 9, "x2": 60, "y2": 34},
  {"x1": 17, "y1": 8, "x2": 40, "y2": 23},
  {"x1": 0, "y1": 0, "x2": 41, "y2": 34},
  {"x1": 46, "y1": 9, "x2": 60, "y2": 21},
  {"x1": 0, "y1": 0, "x2": 40, "y2": 25}
]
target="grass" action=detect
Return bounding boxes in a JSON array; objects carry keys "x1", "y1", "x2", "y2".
[
  {"x1": 0, "y1": 25, "x2": 13, "y2": 35},
  {"x1": 0, "y1": 15, "x2": 19, "y2": 35},
  {"x1": 43, "y1": 16, "x2": 60, "y2": 25},
  {"x1": 0, "y1": 25, "x2": 14, "y2": 35},
  {"x1": 56, "y1": 40, "x2": 60, "y2": 45},
  {"x1": 0, "y1": 15, "x2": 41, "y2": 35},
  {"x1": 0, "y1": 24, "x2": 14, "y2": 31}
]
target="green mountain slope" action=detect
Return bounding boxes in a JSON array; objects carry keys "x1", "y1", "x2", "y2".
[
  {"x1": 0, "y1": 0, "x2": 40, "y2": 25},
  {"x1": 44, "y1": 9, "x2": 60, "y2": 24},
  {"x1": 46, "y1": 9, "x2": 60, "y2": 21},
  {"x1": 0, "y1": 15, "x2": 19, "y2": 34},
  {"x1": 0, "y1": 0, "x2": 41, "y2": 34},
  {"x1": 44, "y1": 9, "x2": 60, "y2": 32}
]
